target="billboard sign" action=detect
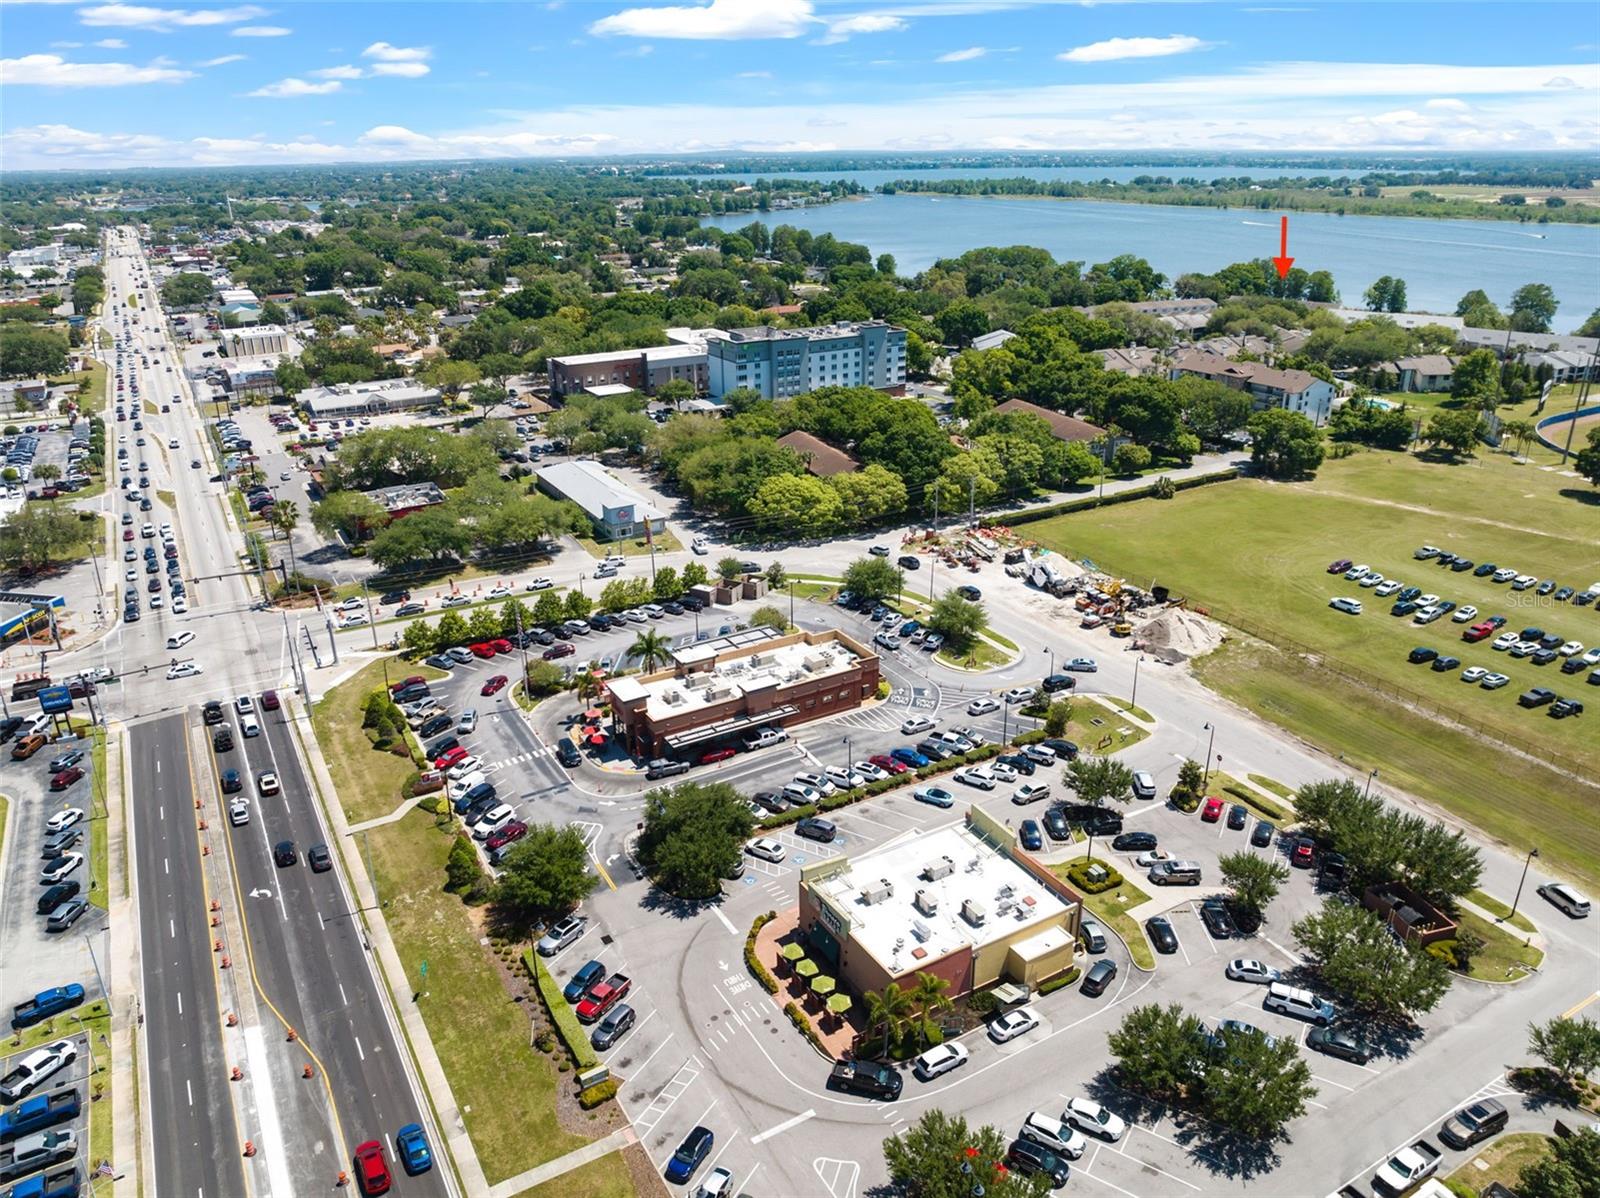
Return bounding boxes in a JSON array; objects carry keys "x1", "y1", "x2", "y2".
[{"x1": 37, "y1": 685, "x2": 74, "y2": 714}]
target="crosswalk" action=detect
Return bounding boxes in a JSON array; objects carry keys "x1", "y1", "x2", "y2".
[{"x1": 482, "y1": 746, "x2": 559, "y2": 772}]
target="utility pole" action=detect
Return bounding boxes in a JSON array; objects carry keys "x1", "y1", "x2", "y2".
[
  {"x1": 968, "y1": 475, "x2": 976, "y2": 529},
  {"x1": 1561, "y1": 359, "x2": 1593, "y2": 464},
  {"x1": 361, "y1": 579, "x2": 379, "y2": 652},
  {"x1": 325, "y1": 616, "x2": 339, "y2": 665}
]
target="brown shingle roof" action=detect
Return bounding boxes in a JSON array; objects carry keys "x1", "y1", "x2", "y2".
[
  {"x1": 994, "y1": 398, "x2": 1106, "y2": 443},
  {"x1": 776, "y1": 430, "x2": 859, "y2": 477}
]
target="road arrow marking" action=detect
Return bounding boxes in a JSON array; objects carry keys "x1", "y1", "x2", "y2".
[{"x1": 249, "y1": 887, "x2": 272, "y2": 899}]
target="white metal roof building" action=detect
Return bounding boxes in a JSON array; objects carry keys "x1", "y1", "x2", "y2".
[
  {"x1": 534, "y1": 459, "x2": 665, "y2": 542},
  {"x1": 297, "y1": 379, "x2": 440, "y2": 418}
]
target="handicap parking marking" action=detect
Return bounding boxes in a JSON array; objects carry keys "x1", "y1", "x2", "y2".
[{"x1": 813, "y1": 1158, "x2": 860, "y2": 1198}]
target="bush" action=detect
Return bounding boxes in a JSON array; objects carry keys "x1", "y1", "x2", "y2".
[
  {"x1": 746, "y1": 912, "x2": 779, "y2": 994},
  {"x1": 1063, "y1": 859, "x2": 1125, "y2": 894},
  {"x1": 578, "y1": 1079, "x2": 619, "y2": 1109},
  {"x1": 1170, "y1": 790, "x2": 1201, "y2": 813},
  {"x1": 1223, "y1": 784, "x2": 1286, "y2": 822},
  {"x1": 444, "y1": 833, "x2": 484, "y2": 895},
  {"x1": 1425, "y1": 940, "x2": 1460, "y2": 969},
  {"x1": 1151, "y1": 475, "x2": 1177, "y2": 500},
  {"x1": 875, "y1": 680, "x2": 891, "y2": 699},
  {"x1": 784, "y1": 1002, "x2": 828, "y2": 1054},
  {"x1": 1038, "y1": 966, "x2": 1082, "y2": 996},
  {"x1": 1014, "y1": 729, "x2": 1046, "y2": 746},
  {"x1": 526, "y1": 952, "x2": 599, "y2": 1070},
  {"x1": 966, "y1": 990, "x2": 999, "y2": 1016}
]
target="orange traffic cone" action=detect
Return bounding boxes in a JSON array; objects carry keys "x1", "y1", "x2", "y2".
[
  {"x1": 210, "y1": 900, "x2": 221, "y2": 911},
  {"x1": 230, "y1": 1066, "x2": 242, "y2": 1081},
  {"x1": 225, "y1": 1011, "x2": 238, "y2": 1026},
  {"x1": 220, "y1": 956, "x2": 231, "y2": 969},
  {"x1": 302, "y1": 1064, "x2": 313, "y2": 1079},
  {"x1": 285, "y1": 1027, "x2": 297, "y2": 1042},
  {"x1": 213, "y1": 939, "x2": 222, "y2": 953},
  {"x1": 243, "y1": 1141, "x2": 256, "y2": 1157}
]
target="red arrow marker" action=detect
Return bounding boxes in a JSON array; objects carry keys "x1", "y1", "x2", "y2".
[{"x1": 1271, "y1": 215, "x2": 1295, "y2": 278}]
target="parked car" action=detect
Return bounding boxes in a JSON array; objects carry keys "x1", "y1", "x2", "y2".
[
  {"x1": 1307, "y1": 1026, "x2": 1371, "y2": 1065},
  {"x1": 537, "y1": 914, "x2": 587, "y2": 956},
  {"x1": 989, "y1": 1007, "x2": 1041, "y2": 1043},
  {"x1": 1146, "y1": 916, "x2": 1178, "y2": 954}
]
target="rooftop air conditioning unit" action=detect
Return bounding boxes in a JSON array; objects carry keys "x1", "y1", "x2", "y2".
[
  {"x1": 662, "y1": 689, "x2": 684, "y2": 706},
  {"x1": 911, "y1": 918, "x2": 932, "y2": 943},
  {"x1": 923, "y1": 857, "x2": 955, "y2": 882},
  {"x1": 961, "y1": 899, "x2": 987, "y2": 928},
  {"x1": 861, "y1": 879, "x2": 894, "y2": 905},
  {"x1": 914, "y1": 889, "x2": 939, "y2": 916}
]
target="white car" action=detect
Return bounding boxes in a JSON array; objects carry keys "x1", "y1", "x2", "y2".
[
  {"x1": 1492, "y1": 632, "x2": 1519, "y2": 651},
  {"x1": 1451, "y1": 605, "x2": 1479, "y2": 623},
  {"x1": 1225, "y1": 958, "x2": 1282, "y2": 984},
  {"x1": 487, "y1": 584, "x2": 513, "y2": 599},
  {"x1": 989, "y1": 1007, "x2": 1040, "y2": 1043},
  {"x1": 166, "y1": 630, "x2": 195, "y2": 650},
  {"x1": 853, "y1": 760, "x2": 887, "y2": 782},
  {"x1": 746, "y1": 837, "x2": 786, "y2": 863},
  {"x1": 525, "y1": 577, "x2": 553, "y2": 591},
  {"x1": 1417, "y1": 594, "x2": 1440, "y2": 607},
  {"x1": 471, "y1": 804, "x2": 515, "y2": 838},
  {"x1": 256, "y1": 771, "x2": 280, "y2": 795},
  {"x1": 1011, "y1": 783, "x2": 1051, "y2": 805},
  {"x1": 1374, "y1": 580, "x2": 1402, "y2": 597},
  {"x1": 1509, "y1": 641, "x2": 1538, "y2": 658},
  {"x1": 967, "y1": 697, "x2": 1000, "y2": 716},
  {"x1": 168, "y1": 437, "x2": 179, "y2": 448},
  {"x1": 1581, "y1": 648, "x2": 1600, "y2": 667},
  {"x1": 235, "y1": 695, "x2": 255, "y2": 714},
  {"x1": 334, "y1": 597, "x2": 365, "y2": 613},
  {"x1": 0, "y1": 1041, "x2": 77, "y2": 1103},
  {"x1": 1020, "y1": 1111, "x2": 1087, "y2": 1159},
  {"x1": 1413, "y1": 605, "x2": 1442, "y2": 624},
  {"x1": 41, "y1": 852, "x2": 84, "y2": 883},
  {"x1": 1480, "y1": 672, "x2": 1511, "y2": 690},
  {"x1": 1512, "y1": 574, "x2": 1537, "y2": 591},
  {"x1": 691, "y1": 538, "x2": 709, "y2": 555},
  {"x1": 1134, "y1": 849, "x2": 1172, "y2": 869},
  {"x1": 697, "y1": 1166, "x2": 734, "y2": 1198},
  {"x1": 826, "y1": 765, "x2": 866, "y2": 790},
  {"x1": 338, "y1": 612, "x2": 369, "y2": 628},
  {"x1": 1492, "y1": 568, "x2": 1517, "y2": 583},
  {"x1": 441, "y1": 594, "x2": 471, "y2": 608},
  {"x1": 1064, "y1": 1097, "x2": 1126, "y2": 1142},
  {"x1": 1414, "y1": 545, "x2": 1441, "y2": 560},
  {"x1": 954, "y1": 767, "x2": 996, "y2": 790},
  {"x1": 446, "y1": 756, "x2": 482, "y2": 780},
  {"x1": 228, "y1": 797, "x2": 250, "y2": 825},
  {"x1": 46, "y1": 808, "x2": 85, "y2": 833},
  {"x1": 989, "y1": 761, "x2": 1018, "y2": 782},
  {"x1": 1357, "y1": 572, "x2": 1384, "y2": 589},
  {"x1": 1461, "y1": 666, "x2": 1489, "y2": 683},
  {"x1": 1329, "y1": 597, "x2": 1362, "y2": 615},
  {"x1": 900, "y1": 715, "x2": 935, "y2": 736},
  {"x1": 1343, "y1": 564, "x2": 1370, "y2": 581},
  {"x1": 793, "y1": 771, "x2": 838, "y2": 796},
  {"x1": 171, "y1": 596, "x2": 189, "y2": 613},
  {"x1": 1003, "y1": 687, "x2": 1036, "y2": 704},
  {"x1": 1558, "y1": 641, "x2": 1584, "y2": 657},
  {"x1": 447, "y1": 772, "x2": 489, "y2": 801},
  {"x1": 913, "y1": 1041, "x2": 970, "y2": 1080},
  {"x1": 166, "y1": 661, "x2": 202, "y2": 680}
]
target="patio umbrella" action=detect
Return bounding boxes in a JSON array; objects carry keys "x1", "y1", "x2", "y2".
[
  {"x1": 810, "y1": 975, "x2": 836, "y2": 997},
  {"x1": 583, "y1": 707, "x2": 604, "y2": 721},
  {"x1": 826, "y1": 992, "x2": 853, "y2": 1015},
  {"x1": 587, "y1": 732, "x2": 607, "y2": 746},
  {"x1": 795, "y1": 958, "x2": 819, "y2": 979},
  {"x1": 780, "y1": 943, "x2": 806, "y2": 962}
]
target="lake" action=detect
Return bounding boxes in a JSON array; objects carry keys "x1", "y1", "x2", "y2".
[{"x1": 704, "y1": 193, "x2": 1600, "y2": 327}]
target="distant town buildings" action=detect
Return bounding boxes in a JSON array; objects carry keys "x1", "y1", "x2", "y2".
[
  {"x1": 993, "y1": 399, "x2": 1109, "y2": 445},
  {"x1": 704, "y1": 320, "x2": 907, "y2": 400},
  {"x1": 547, "y1": 328, "x2": 716, "y2": 398},
  {"x1": 1382, "y1": 355, "x2": 1457, "y2": 393},
  {"x1": 362, "y1": 482, "x2": 446, "y2": 519}
]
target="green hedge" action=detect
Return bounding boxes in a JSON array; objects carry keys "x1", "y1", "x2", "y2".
[
  {"x1": 967, "y1": 990, "x2": 999, "y2": 1016},
  {"x1": 1013, "y1": 729, "x2": 1046, "y2": 746},
  {"x1": 784, "y1": 1001, "x2": 828, "y2": 1054},
  {"x1": 746, "y1": 911, "x2": 779, "y2": 994},
  {"x1": 1037, "y1": 966, "x2": 1082, "y2": 996},
  {"x1": 1222, "y1": 784, "x2": 1287, "y2": 822},
  {"x1": 578, "y1": 1078, "x2": 618, "y2": 1109},
  {"x1": 1062, "y1": 859, "x2": 1125, "y2": 894},
  {"x1": 1005, "y1": 468, "x2": 1240, "y2": 527},
  {"x1": 525, "y1": 951, "x2": 599, "y2": 1070}
]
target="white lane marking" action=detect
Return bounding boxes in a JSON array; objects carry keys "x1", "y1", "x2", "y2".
[
  {"x1": 164, "y1": 858, "x2": 169, "y2": 875},
  {"x1": 627, "y1": 1030, "x2": 674, "y2": 1081},
  {"x1": 339, "y1": 983, "x2": 348, "y2": 1007},
  {"x1": 710, "y1": 905, "x2": 738, "y2": 936},
  {"x1": 169, "y1": 918, "x2": 174, "y2": 938},
  {"x1": 160, "y1": 806, "x2": 165, "y2": 821},
  {"x1": 355, "y1": 1036, "x2": 365, "y2": 1061},
  {"x1": 156, "y1": 761, "x2": 162, "y2": 773},
  {"x1": 176, "y1": 991, "x2": 183, "y2": 1015},
  {"x1": 243, "y1": 1024, "x2": 294, "y2": 1198},
  {"x1": 186, "y1": 1078, "x2": 193, "y2": 1106}
]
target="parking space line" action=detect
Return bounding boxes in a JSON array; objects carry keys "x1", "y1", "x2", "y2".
[
  {"x1": 1311, "y1": 1072, "x2": 1358, "y2": 1091},
  {"x1": 751, "y1": 1108, "x2": 815, "y2": 1145},
  {"x1": 1105, "y1": 1142, "x2": 1202, "y2": 1192}
]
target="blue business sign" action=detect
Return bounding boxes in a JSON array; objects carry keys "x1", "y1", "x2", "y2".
[{"x1": 37, "y1": 686, "x2": 73, "y2": 715}]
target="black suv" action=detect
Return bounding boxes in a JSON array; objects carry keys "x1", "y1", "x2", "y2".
[
  {"x1": 795, "y1": 817, "x2": 837, "y2": 842},
  {"x1": 1006, "y1": 1138, "x2": 1069, "y2": 1187},
  {"x1": 556, "y1": 740, "x2": 582, "y2": 768},
  {"x1": 213, "y1": 728, "x2": 234, "y2": 752},
  {"x1": 203, "y1": 700, "x2": 225, "y2": 725}
]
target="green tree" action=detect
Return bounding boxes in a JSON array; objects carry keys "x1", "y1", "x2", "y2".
[
  {"x1": 1451, "y1": 348, "x2": 1503, "y2": 410},
  {"x1": 402, "y1": 619, "x2": 436, "y2": 656},
  {"x1": 1291, "y1": 900, "x2": 1451, "y2": 1019},
  {"x1": 635, "y1": 781, "x2": 754, "y2": 899},
  {"x1": 842, "y1": 555, "x2": 901, "y2": 603},
  {"x1": 1111, "y1": 443, "x2": 1152, "y2": 475},
  {"x1": 433, "y1": 610, "x2": 470, "y2": 649},
  {"x1": 1043, "y1": 699, "x2": 1072, "y2": 738},
  {"x1": 934, "y1": 299, "x2": 990, "y2": 347},
  {"x1": 1217, "y1": 851, "x2": 1291, "y2": 924},
  {"x1": 1422, "y1": 409, "x2": 1483, "y2": 459},
  {"x1": 656, "y1": 378, "x2": 695, "y2": 409},
  {"x1": 1363, "y1": 276, "x2": 1407, "y2": 313},
  {"x1": 1066, "y1": 755, "x2": 1134, "y2": 805},
  {"x1": 749, "y1": 604, "x2": 789, "y2": 632},
  {"x1": 715, "y1": 556, "x2": 744, "y2": 584},
  {"x1": 466, "y1": 605, "x2": 503, "y2": 642},
  {"x1": 1573, "y1": 427, "x2": 1600, "y2": 488},
  {"x1": 444, "y1": 833, "x2": 486, "y2": 896},
  {"x1": 275, "y1": 359, "x2": 310, "y2": 398},
  {"x1": 160, "y1": 272, "x2": 213, "y2": 307},
  {"x1": 1202, "y1": 1021, "x2": 1320, "y2": 1139},
  {"x1": 652, "y1": 565, "x2": 681, "y2": 600},
  {"x1": 1247, "y1": 409, "x2": 1324, "y2": 479},
  {"x1": 764, "y1": 562, "x2": 788, "y2": 590},
  {"x1": 1516, "y1": 1128, "x2": 1600, "y2": 1198},
  {"x1": 925, "y1": 592, "x2": 987, "y2": 652},
  {"x1": 311, "y1": 490, "x2": 387, "y2": 543},
  {"x1": 681, "y1": 561, "x2": 709, "y2": 590},
  {"x1": 1527, "y1": 1016, "x2": 1600, "y2": 1084},
  {"x1": 563, "y1": 590, "x2": 593, "y2": 620},
  {"x1": 532, "y1": 590, "x2": 565, "y2": 626},
  {"x1": 0, "y1": 324, "x2": 69, "y2": 378},
  {"x1": 1576, "y1": 308, "x2": 1600, "y2": 339},
  {"x1": 523, "y1": 660, "x2": 566, "y2": 696},
  {"x1": 903, "y1": 330, "x2": 933, "y2": 377},
  {"x1": 1173, "y1": 758, "x2": 1205, "y2": 802},
  {"x1": 492, "y1": 823, "x2": 598, "y2": 926},
  {"x1": 1509, "y1": 282, "x2": 1559, "y2": 333},
  {"x1": 420, "y1": 358, "x2": 481, "y2": 400},
  {"x1": 32, "y1": 463, "x2": 61, "y2": 485},
  {"x1": 0, "y1": 503, "x2": 88, "y2": 571},
  {"x1": 829, "y1": 464, "x2": 909, "y2": 526},
  {"x1": 630, "y1": 628, "x2": 672, "y2": 672},
  {"x1": 269, "y1": 500, "x2": 300, "y2": 580},
  {"x1": 498, "y1": 597, "x2": 533, "y2": 638},
  {"x1": 749, "y1": 472, "x2": 843, "y2": 536},
  {"x1": 883, "y1": 1109, "x2": 1049, "y2": 1198},
  {"x1": 1107, "y1": 1003, "x2": 1207, "y2": 1101}
]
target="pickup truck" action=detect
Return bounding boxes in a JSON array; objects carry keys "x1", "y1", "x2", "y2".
[
  {"x1": 0, "y1": 1129, "x2": 77, "y2": 1181},
  {"x1": 0, "y1": 1043, "x2": 77, "y2": 1105},
  {"x1": 829, "y1": 1059, "x2": 904, "y2": 1101},
  {"x1": 0, "y1": 1090, "x2": 80, "y2": 1140},
  {"x1": 9, "y1": 987, "x2": 84, "y2": 1031},
  {"x1": 575, "y1": 974, "x2": 631, "y2": 1024},
  {"x1": 4, "y1": 1165, "x2": 81, "y2": 1198},
  {"x1": 1372, "y1": 1140, "x2": 1443, "y2": 1194}
]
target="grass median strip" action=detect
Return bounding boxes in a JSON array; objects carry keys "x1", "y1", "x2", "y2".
[
  {"x1": 89, "y1": 727, "x2": 109, "y2": 909},
  {"x1": 1447, "y1": 1132, "x2": 1551, "y2": 1197},
  {"x1": 1466, "y1": 888, "x2": 1537, "y2": 934},
  {"x1": 518, "y1": 1156, "x2": 637, "y2": 1198},
  {"x1": 1054, "y1": 866, "x2": 1155, "y2": 970}
]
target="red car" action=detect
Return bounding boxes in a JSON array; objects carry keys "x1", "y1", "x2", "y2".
[
  {"x1": 470, "y1": 642, "x2": 496, "y2": 659},
  {"x1": 1292, "y1": 837, "x2": 1316, "y2": 868},
  {"x1": 1201, "y1": 796, "x2": 1224, "y2": 822},
  {"x1": 481, "y1": 674, "x2": 509, "y2": 696},
  {"x1": 485, "y1": 819, "x2": 528, "y2": 852},
  {"x1": 869, "y1": 754, "x2": 909, "y2": 775},
  {"x1": 353, "y1": 1140, "x2": 392, "y2": 1195},
  {"x1": 1461, "y1": 622, "x2": 1495, "y2": 643},
  {"x1": 50, "y1": 766, "x2": 85, "y2": 790},
  {"x1": 700, "y1": 746, "x2": 736, "y2": 765},
  {"x1": 434, "y1": 746, "x2": 469, "y2": 770},
  {"x1": 1326, "y1": 558, "x2": 1352, "y2": 574},
  {"x1": 123, "y1": 528, "x2": 135, "y2": 541},
  {"x1": 388, "y1": 675, "x2": 426, "y2": 694},
  {"x1": 490, "y1": 638, "x2": 513, "y2": 655},
  {"x1": 260, "y1": 689, "x2": 280, "y2": 711}
]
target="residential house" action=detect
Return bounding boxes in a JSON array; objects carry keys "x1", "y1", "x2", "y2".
[
  {"x1": 775, "y1": 430, "x2": 859, "y2": 477},
  {"x1": 1385, "y1": 355, "x2": 1456, "y2": 393},
  {"x1": 993, "y1": 398, "x2": 1109, "y2": 446}
]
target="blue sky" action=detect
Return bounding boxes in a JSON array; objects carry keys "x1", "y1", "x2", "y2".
[{"x1": 1, "y1": 0, "x2": 1597, "y2": 170}]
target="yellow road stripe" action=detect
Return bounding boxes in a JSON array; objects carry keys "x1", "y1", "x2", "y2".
[{"x1": 1560, "y1": 991, "x2": 1599, "y2": 1020}]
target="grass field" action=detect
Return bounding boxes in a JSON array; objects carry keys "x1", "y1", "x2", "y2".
[
  {"x1": 311, "y1": 658, "x2": 445, "y2": 825},
  {"x1": 1026, "y1": 450, "x2": 1600, "y2": 884},
  {"x1": 366, "y1": 810, "x2": 627, "y2": 1187},
  {"x1": 935, "y1": 640, "x2": 1011, "y2": 670},
  {"x1": 1055, "y1": 865, "x2": 1156, "y2": 970},
  {"x1": 1065, "y1": 700, "x2": 1149, "y2": 754},
  {"x1": 1447, "y1": 1132, "x2": 1552, "y2": 1197},
  {"x1": 518, "y1": 1156, "x2": 636, "y2": 1198},
  {"x1": 575, "y1": 530, "x2": 683, "y2": 559},
  {"x1": 1454, "y1": 908, "x2": 1543, "y2": 981}
]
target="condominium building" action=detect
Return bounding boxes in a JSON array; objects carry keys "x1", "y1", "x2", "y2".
[{"x1": 704, "y1": 321, "x2": 907, "y2": 400}]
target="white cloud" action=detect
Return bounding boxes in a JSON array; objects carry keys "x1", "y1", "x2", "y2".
[
  {"x1": 309, "y1": 64, "x2": 363, "y2": 79},
  {"x1": 362, "y1": 41, "x2": 431, "y2": 62},
  {"x1": 590, "y1": 0, "x2": 815, "y2": 40},
  {"x1": 1058, "y1": 35, "x2": 1209, "y2": 64},
  {"x1": 736, "y1": 70, "x2": 772, "y2": 78},
  {"x1": 231, "y1": 25, "x2": 290, "y2": 37},
  {"x1": 78, "y1": 4, "x2": 267, "y2": 29},
  {"x1": 94, "y1": 37, "x2": 127, "y2": 47},
  {"x1": 817, "y1": 13, "x2": 906, "y2": 44},
  {"x1": 368, "y1": 61, "x2": 430, "y2": 77},
  {"x1": 48, "y1": 40, "x2": 83, "y2": 48},
  {"x1": 247, "y1": 76, "x2": 340, "y2": 97},
  {"x1": 0, "y1": 52, "x2": 193, "y2": 85},
  {"x1": 936, "y1": 46, "x2": 987, "y2": 63}
]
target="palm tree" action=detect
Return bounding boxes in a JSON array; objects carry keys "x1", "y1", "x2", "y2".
[
  {"x1": 908, "y1": 972, "x2": 952, "y2": 1049},
  {"x1": 573, "y1": 670, "x2": 600, "y2": 706},
  {"x1": 863, "y1": 983, "x2": 913, "y2": 1059},
  {"x1": 271, "y1": 500, "x2": 300, "y2": 584},
  {"x1": 630, "y1": 628, "x2": 671, "y2": 673},
  {"x1": 1500, "y1": 418, "x2": 1536, "y2": 459}
]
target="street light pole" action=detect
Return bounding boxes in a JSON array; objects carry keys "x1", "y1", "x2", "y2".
[
  {"x1": 1130, "y1": 654, "x2": 1144, "y2": 710},
  {"x1": 843, "y1": 735, "x2": 851, "y2": 774},
  {"x1": 361, "y1": 579, "x2": 379, "y2": 652},
  {"x1": 1364, "y1": 768, "x2": 1378, "y2": 799},
  {"x1": 1508, "y1": 846, "x2": 1540, "y2": 921},
  {"x1": 1201, "y1": 722, "x2": 1217, "y2": 789}
]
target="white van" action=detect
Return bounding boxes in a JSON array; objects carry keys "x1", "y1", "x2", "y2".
[
  {"x1": 1263, "y1": 982, "x2": 1335, "y2": 1026},
  {"x1": 1538, "y1": 882, "x2": 1591, "y2": 919}
]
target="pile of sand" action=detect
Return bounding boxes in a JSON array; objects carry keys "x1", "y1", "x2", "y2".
[{"x1": 1134, "y1": 607, "x2": 1226, "y2": 662}]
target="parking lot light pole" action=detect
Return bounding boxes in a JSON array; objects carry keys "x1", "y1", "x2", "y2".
[
  {"x1": 1130, "y1": 654, "x2": 1144, "y2": 710},
  {"x1": 843, "y1": 735, "x2": 851, "y2": 773},
  {"x1": 1201, "y1": 722, "x2": 1217, "y2": 789},
  {"x1": 1509, "y1": 846, "x2": 1540, "y2": 921},
  {"x1": 1364, "y1": 768, "x2": 1378, "y2": 799}
]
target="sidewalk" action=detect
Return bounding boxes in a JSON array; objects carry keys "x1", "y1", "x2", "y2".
[
  {"x1": 287, "y1": 697, "x2": 492, "y2": 1198},
  {"x1": 103, "y1": 721, "x2": 142, "y2": 1198},
  {"x1": 484, "y1": 1127, "x2": 638, "y2": 1198}
]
